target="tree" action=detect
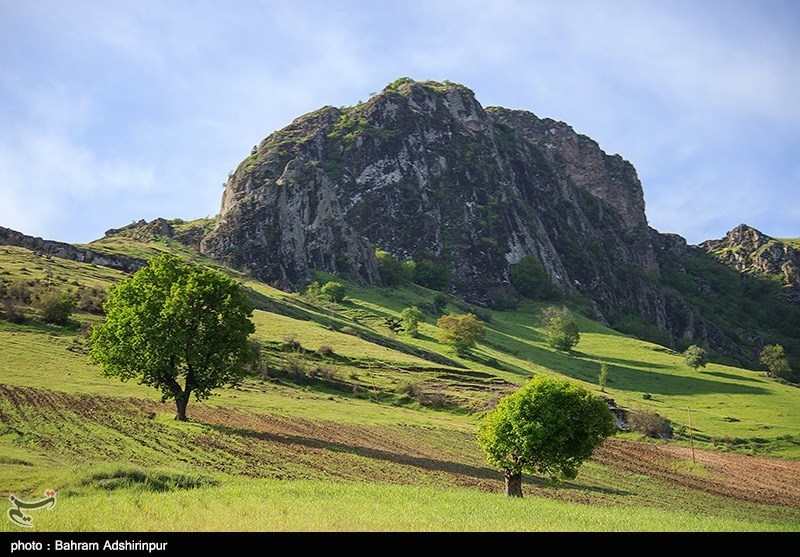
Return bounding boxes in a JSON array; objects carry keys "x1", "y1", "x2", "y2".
[
  {"x1": 437, "y1": 313, "x2": 484, "y2": 356},
  {"x1": 375, "y1": 249, "x2": 403, "y2": 286},
  {"x1": 510, "y1": 256, "x2": 558, "y2": 299},
  {"x1": 478, "y1": 375, "x2": 616, "y2": 497},
  {"x1": 34, "y1": 289, "x2": 74, "y2": 325},
  {"x1": 598, "y1": 362, "x2": 608, "y2": 392},
  {"x1": 412, "y1": 259, "x2": 450, "y2": 290},
  {"x1": 431, "y1": 293, "x2": 448, "y2": 314},
  {"x1": 760, "y1": 344, "x2": 792, "y2": 379},
  {"x1": 89, "y1": 255, "x2": 256, "y2": 421},
  {"x1": 320, "y1": 281, "x2": 346, "y2": 303},
  {"x1": 400, "y1": 306, "x2": 424, "y2": 337},
  {"x1": 541, "y1": 306, "x2": 580, "y2": 351},
  {"x1": 683, "y1": 345, "x2": 709, "y2": 372}
]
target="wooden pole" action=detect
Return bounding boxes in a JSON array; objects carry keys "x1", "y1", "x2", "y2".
[{"x1": 687, "y1": 407, "x2": 696, "y2": 464}]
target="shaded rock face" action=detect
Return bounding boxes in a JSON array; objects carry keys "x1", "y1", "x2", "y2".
[
  {"x1": 701, "y1": 224, "x2": 800, "y2": 293},
  {"x1": 200, "y1": 79, "x2": 726, "y2": 349}
]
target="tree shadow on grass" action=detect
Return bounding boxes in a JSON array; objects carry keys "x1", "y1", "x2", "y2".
[
  {"x1": 704, "y1": 371, "x2": 765, "y2": 383},
  {"x1": 206, "y1": 422, "x2": 632, "y2": 497},
  {"x1": 208, "y1": 422, "x2": 500, "y2": 480},
  {"x1": 573, "y1": 353, "x2": 673, "y2": 370}
]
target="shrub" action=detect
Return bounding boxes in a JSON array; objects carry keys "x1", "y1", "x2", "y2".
[
  {"x1": 760, "y1": 344, "x2": 792, "y2": 379},
  {"x1": 1, "y1": 300, "x2": 25, "y2": 324},
  {"x1": 282, "y1": 335, "x2": 302, "y2": 351},
  {"x1": 627, "y1": 409, "x2": 673, "y2": 439},
  {"x1": 413, "y1": 259, "x2": 450, "y2": 290},
  {"x1": 317, "y1": 345, "x2": 334, "y2": 357},
  {"x1": 321, "y1": 281, "x2": 346, "y2": 303},
  {"x1": 34, "y1": 290, "x2": 74, "y2": 325},
  {"x1": 431, "y1": 293, "x2": 448, "y2": 314}
]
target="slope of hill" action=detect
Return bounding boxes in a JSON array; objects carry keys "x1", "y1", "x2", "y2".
[{"x1": 2, "y1": 233, "x2": 800, "y2": 531}]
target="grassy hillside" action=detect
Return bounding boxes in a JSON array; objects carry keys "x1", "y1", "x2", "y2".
[{"x1": 1, "y1": 236, "x2": 799, "y2": 531}]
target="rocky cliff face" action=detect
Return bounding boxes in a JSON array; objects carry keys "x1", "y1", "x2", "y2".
[
  {"x1": 701, "y1": 224, "x2": 800, "y2": 295},
  {"x1": 200, "y1": 79, "x2": 730, "y2": 351}
]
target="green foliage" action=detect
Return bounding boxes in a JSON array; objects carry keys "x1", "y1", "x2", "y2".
[
  {"x1": 541, "y1": 306, "x2": 580, "y2": 352},
  {"x1": 511, "y1": 256, "x2": 559, "y2": 300},
  {"x1": 33, "y1": 290, "x2": 74, "y2": 325},
  {"x1": 375, "y1": 249, "x2": 411, "y2": 286},
  {"x1": 321, "y1": 281, "x2": 346, "y2": 303},
  {"x1": 760, "y1": 345, "x2": 792, "y2": 379},
  {"x1": 303, "y1": 281, "x2": 322, "y2": 302},
  {"x1": 400, "y1": 306, "x2": 424, "y2": 337},
  {"x1": 598, "y1": 362, "x2": 608, "y2": 392},
  {"x1": 413, "y1": 259, "x2": 450, "y2": 290},
  {"x1": 477, "y1": 375, "x2": 616, "y2": 488},
  {"x1": 386, "y1": 77, "x2": 414, "y2": 90},
  {"x1": 432, "y1": 293, "x2": 448, "y2": 315},
  {"x1": 487, "y1": 284, "x2": 518, "y2": 311},
  {"x1": 437, "y1": 313, "x2": 485, "y2": 356},
  {"x1": 683, "y1": 345, "x2": 709, "y2": 372},
  {"x1": 88, "y1": 255, "x2": 256, "y2": 420},
  {"x1": 384, "y1": 316, "x2": 403, "y2": 337}
]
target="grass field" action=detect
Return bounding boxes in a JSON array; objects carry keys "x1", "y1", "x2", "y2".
[{"x1": 1, "y1": 237, "x2": 800, "y2": 531}]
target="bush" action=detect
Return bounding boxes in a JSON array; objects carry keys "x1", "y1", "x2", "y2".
[
  {"x1": 34, "y1": 290, "x2": 74, "y2": 325},
  {"x1": 627, "y1": 409, "x2": 673, "y2": 439},
  {"x1": 321, "y1": 281, "x2": 346, "y2": 303},
  {"x1": 282, "y1": 335, "x2": 302, "y2": 351},
  {"x1": 760, "y1": 344, "x2": 792, "y2": 379},
  {"x1": 317, "y1": 345, "x2": 334, "y2": 357},
  {"x1": 1, "y1": 300, "x2": 25, "y2": 323},
  {"x1": 541, "y1": 306, "x2": 580, "y2": 351},
  {"x1": 487, "y1": 284, "x2": 518, "y2": 310}
]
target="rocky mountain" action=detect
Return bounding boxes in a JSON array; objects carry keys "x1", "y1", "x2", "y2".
[
  {"x1": 199, "y1": 78, "x2": 734, "y2": 353},
  {"x1": 701, "y1": 224, "x2": 800, "y2": 298}
]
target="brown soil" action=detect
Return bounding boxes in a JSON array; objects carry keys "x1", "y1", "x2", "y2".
[{"x1": 2, "y1": 384, "x2": 799, "y2": 514}]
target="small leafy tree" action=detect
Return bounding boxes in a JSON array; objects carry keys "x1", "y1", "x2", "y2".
[
  {"x1": 541, "y1": 306, "x2": 580, "y2": 351},
  {"x1": 89, "y1": 255, "x2": 256, "y2": 421},
  {"x1": 400, "y1": 306, "x2": 424, "y2": 337},
  {"x1": 598, "y1": 362, "x2": 608, "y2": 392},
  {"x1": 683, "y1": 345, "x2": 709, "y2": 372},
  {"x1": 478, "y1": 375, "x2": 616, "y2": 497},
  {"x1": 437, "y1": 313, "x2": 484, "y2": 356},
  {"x1": 375, "y1": 249, "x2": 403, "y2": 286},
  {"x1": 303, "y1": 281, "x2": 322, "y2": 302},
  {"x1": 34, "y1": 290, "x2": 74, "y2": 325},
  {"x1": 760, "y1": 344, "x2": 792, "y2": 379},
  {"x1": 320, "y1": 281, "x2": 346, "y2": 303}
]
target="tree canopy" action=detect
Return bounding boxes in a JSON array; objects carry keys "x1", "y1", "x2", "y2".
[
  {"x1": 683, "y1": 345, "x2": 709, "y2": 372},
  {"x1": 437, "y1": 313, "x2": 484, "y2": 355},
  {"x1": 541, "y1": 306, "x2": 580, "y2": 352},
  {"x1": 760, "y1": 344, "x2": 792, "y2": 379},
  {"x1": 89, "y1": 255, "x2": 256, "y2": 421},
  {"x1": 477, "y1": 375, "x2": 616, "y2": 497}
]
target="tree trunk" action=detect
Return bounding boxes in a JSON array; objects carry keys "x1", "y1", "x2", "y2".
[
  {"x1": 175, "y1": 392, "x2": 189, "y2": 421},
  {"x1": 504, "y1": 470, "x2": 523, "y2": 498}
]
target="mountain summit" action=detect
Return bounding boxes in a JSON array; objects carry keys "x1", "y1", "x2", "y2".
[{"x1": 198, "y1": 79, "x2": 740, "y2": 351}]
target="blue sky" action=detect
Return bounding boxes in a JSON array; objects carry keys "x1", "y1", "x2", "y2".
[{"x1": 1, "y1": 0, "x2": 798, "y2": 245}]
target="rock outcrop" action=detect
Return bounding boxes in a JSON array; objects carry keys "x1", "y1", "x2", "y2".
[
  {"x1": 701, "y1": 224, "x2": 800, "y2": 294},
  {"x1": 0, "y1": 226, "x2": 145, "y2": 273},
  {"x1": 199, "y1": 79, "x2": 735, "y2": 352}
]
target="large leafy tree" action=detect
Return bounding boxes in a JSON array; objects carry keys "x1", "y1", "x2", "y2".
[
  {"x1": 89, "y1": 255, "x2": 256, "y2": 421},
  {"x1": 478, "y1": 375, "x2": 616, "y2": 497}
]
